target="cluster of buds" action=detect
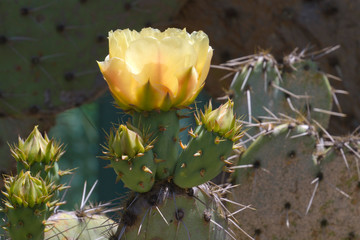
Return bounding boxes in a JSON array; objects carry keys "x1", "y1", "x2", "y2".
[{"x1": 1, "y1": 171, "x2": 59, "y2": 209}]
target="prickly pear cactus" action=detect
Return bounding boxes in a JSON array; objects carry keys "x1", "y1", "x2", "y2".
[
  {"x1": 224, "y1": 49, "x2": 337, "y2": 129},
  {"x1": 0, "y1": 0, "x2": 186, "y2": 118}
]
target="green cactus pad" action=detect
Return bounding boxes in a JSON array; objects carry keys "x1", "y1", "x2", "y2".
[
  {"x1": 132, "y1": 110, "x2": 180, "y2": 180},
  {"x1": 5, "y1": 204, "x2": 48, "y2": 240},
  {"x1": 45, "y1": 211, "x2": 117, "y2": 240},
  {"x1": 0, "y1": 0, "x2": 185, "y2": 118},
  {"x1": 115, "y1": 182, "x2": 230, "y2": 240},
  {"x1": 231, "y1": 129, "x2": 360, "y2": 239},
  {"x1": 110, "y1": 150, "x2": 156, "y2": 193},
  {"x1": 305, "y1": 138, "x2": 360, "y2": 239},
  {"x1": 227, "y1": 52, "x2": 334, "y2": 131},
  {"x1": 231, "y1": 123, "x2": 322, "y2": 239},
  {"x1": 280, "y1": 59, "x2": 333, "y2": 128},
  {"x1": 1, "y1": 171, "x2": 58, "y2": 240},
  {"x1": 173, "y1": 125, "x2": 233, "y2": 188},
  {"x1": 229, "y1": 53, "x2": 281, "y2": 122}
]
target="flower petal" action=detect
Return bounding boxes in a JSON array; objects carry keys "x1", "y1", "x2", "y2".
[{"x1": 98, "y1": 57, "x2": 139, "y2": 108}]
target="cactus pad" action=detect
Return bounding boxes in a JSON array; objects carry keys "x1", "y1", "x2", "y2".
[
  {"x1": 114, "y1": 182, "x2": 238, "y2": 240},
  {"x1": 45, "y1": 210, "x2": 117, "y2": 240},
  {"x1": 0, "y1": 0, "x2": 185, "y2": 118}
]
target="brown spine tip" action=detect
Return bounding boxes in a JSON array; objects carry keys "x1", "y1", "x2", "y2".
[
  {"x1": 200, "y1": 168, "x2": 206, "y2": 177},
  {"x1": 115, "y1": 174, "x2": 123, "y2": 183}
]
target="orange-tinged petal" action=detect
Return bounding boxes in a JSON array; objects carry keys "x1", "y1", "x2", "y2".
[
  {"x1": 172, "y1": 66, "x2": 199, "y2": 106},
  {"x1": 98, "y1": 57, "x2": 139, "y2": 107},
  {"x1": 126, "y1": 37, "x2": 180, "y2": 98}
]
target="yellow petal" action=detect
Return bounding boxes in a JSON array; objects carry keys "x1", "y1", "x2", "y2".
[
  {"x1": 196, "y1": 47, "x2": 213, "y2": 89},
  {"x1": 172, "y1": 66, "x2": 199, "y2": 106},
  {"x1": 97, "y1": 57, "x2": 139, "y2": 107},
  {"x1": 109, "y1": 29, "x2": 139, "y2": 59}
]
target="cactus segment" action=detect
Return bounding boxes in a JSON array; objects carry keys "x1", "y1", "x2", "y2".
[
  {"x1": 45, "y1": 211, "x2": 117, "y2": 240},
  {"x1": 0, "y1": 0, "x2": 185, "y2": 118},
  {"x1": 5, "y1": 205, "x2": 48, "y2": 240},
  {"x1": 115, "y1": 182, "x2": 229, "y2": 240},
  {"x1": 1, "y1": 171, "x2": 59, "y2": 240},
  {"x1": 132, "y1": 111, "x2": 180, "y2": 180},
  {"x1": 103, "y1": 124, "x2": 156, "y2": 193},
  {"x1": 229, "y1": 54, "x2": 281, "y2": 122},
  {"x1": 281, "y1": 59, "x2": 333, "y2": 128},
  {"x1": 173, "y1": 125, "x2": 233, "y2": 188},
  {"x1": 231, "y1": 123, "x2": 321, "y2": 238},
  {"x1": 227, "y1": 51, "x2": 334, "y2": 131},
  {"x1": 110, "y1": 151, "x2": 156, "y2": 193}
]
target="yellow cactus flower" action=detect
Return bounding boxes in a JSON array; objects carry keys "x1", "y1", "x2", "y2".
[{"x1": 97, "y1": 28, "x2": 213, "y2": 111}]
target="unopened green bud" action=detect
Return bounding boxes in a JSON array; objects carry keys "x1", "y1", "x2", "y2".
[
  {"x1": 199, "y1": 100, "x2": 243, "y2": 141},
  {"x1": 10, "y1": 126, "x2": 64, "y2": 167},
  {"x1": 2, "y1": 171, "x2": 53, "y2": 208},
  {"x1": 106, "y1": 124, "x2": 147, "y2": 159}
]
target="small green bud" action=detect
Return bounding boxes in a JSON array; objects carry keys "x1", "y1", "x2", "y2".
[
  {"x1": 199, "y1": 100, "x2": 243, "y2": 141},
  {"x1": 10, "y1": 126, "x2": 64, "y2": 167},
  {"x1": 2, "y1": 171, "x2": 53, "y2": 208},
  {"x1": 105, "y1": 124, "x2": 147, "y2": 159}
]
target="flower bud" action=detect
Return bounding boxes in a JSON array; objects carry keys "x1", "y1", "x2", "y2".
[
  {"x1": 106, "y1": 125, "x2": 147, "y2": 159},
  {"x1": 2, "y1": 171, "x2": 52, "y2": 208},
  {"x1": 10, "y1": 126, "x2": 64, "y2": 167},
  {"x1": 199, "y1": 100, "x2": 243, "y2": 141}
]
